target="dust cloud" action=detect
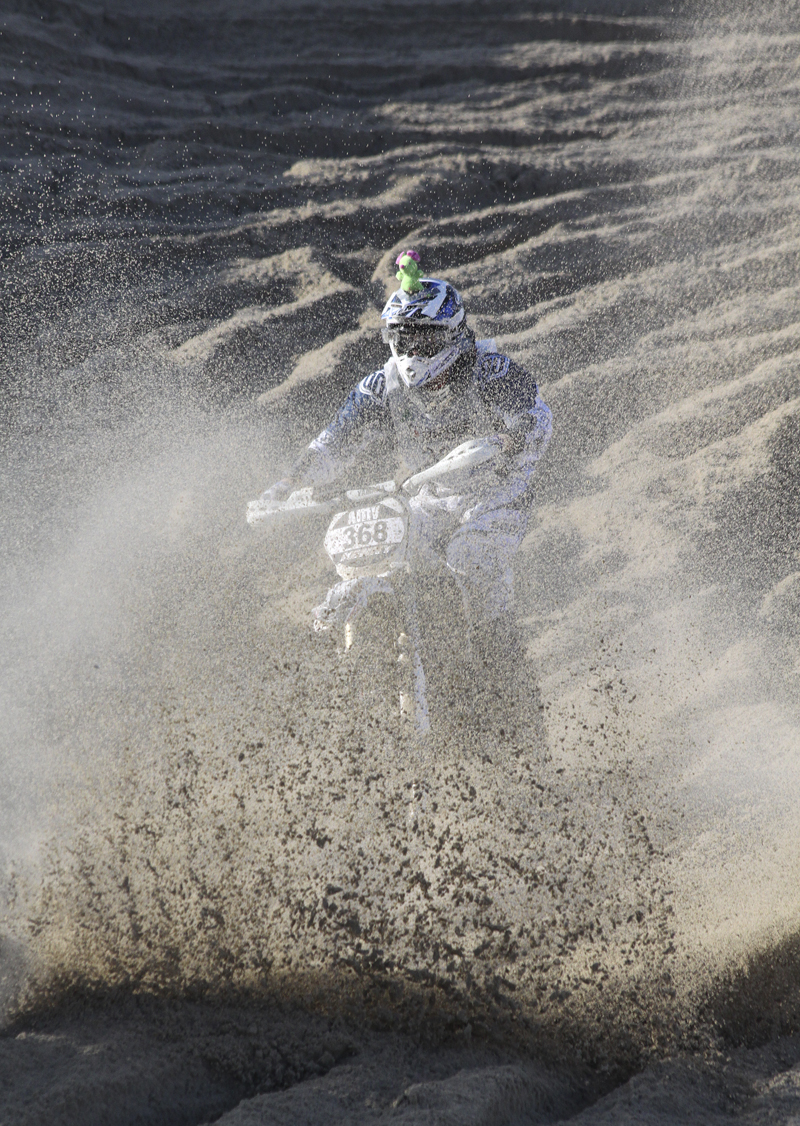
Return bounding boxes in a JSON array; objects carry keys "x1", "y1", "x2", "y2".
[{"x1": 2, "y1": 0, "x2": 800, "y2": 1122}]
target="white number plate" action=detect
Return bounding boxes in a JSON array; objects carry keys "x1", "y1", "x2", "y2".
[
  {"x1": 324, "y1": 497, "x2": 408, "y2": 576},
  {"x1": 325, "y1": 515, "x2": 406, "y2": 557}
]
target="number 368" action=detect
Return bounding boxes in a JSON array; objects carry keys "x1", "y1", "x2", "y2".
[{"x1": 344, "y1": 520, "x2": 388, "y2": 547}]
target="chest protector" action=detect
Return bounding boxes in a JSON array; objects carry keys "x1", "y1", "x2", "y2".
[{"x1": 383, "y1": 354, "x2": 499, "y2": 479}]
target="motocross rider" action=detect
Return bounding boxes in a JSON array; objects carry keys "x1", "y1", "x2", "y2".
[{"x1": 256, "y1": 251, "x2": 552, "y2": 666}]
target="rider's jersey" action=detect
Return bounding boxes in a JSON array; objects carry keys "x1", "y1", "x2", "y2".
[{"x1": 294, "y1": 344, "x2": 550, "y2": 494}]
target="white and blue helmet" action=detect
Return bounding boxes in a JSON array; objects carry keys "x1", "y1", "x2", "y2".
[{"x1": 380, "y1": 278, "x2": 474, "y2": 389}]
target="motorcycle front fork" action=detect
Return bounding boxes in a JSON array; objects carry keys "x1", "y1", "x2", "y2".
[
  {"x1": 398, "y1": 589, "x2": 431, "y2": 738},
  {"x1": 342, "y1": 592, "x2": 430, "y2": 740}
]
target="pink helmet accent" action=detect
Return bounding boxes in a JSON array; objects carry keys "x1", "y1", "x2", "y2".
[{"x1": 395, "y1": 249, "x2": 421, "y2": 265}]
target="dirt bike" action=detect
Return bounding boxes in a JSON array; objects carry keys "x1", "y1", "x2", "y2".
[{"x1": 246, "y1": 437, "x2": 504, "y2": 743}]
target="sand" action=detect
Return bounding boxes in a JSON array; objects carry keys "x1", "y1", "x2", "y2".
[{"x1": 3, "y1": 0, "x2": 800, "y2": 1122}]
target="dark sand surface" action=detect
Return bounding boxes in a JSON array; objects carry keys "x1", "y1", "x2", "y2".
[{"x1": 2, "y1": 0, "x2": 800, "y2": 1122}]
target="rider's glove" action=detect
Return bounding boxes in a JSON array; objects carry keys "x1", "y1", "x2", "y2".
[
  {"x1": 258, "y1": 478, "x2": 293, "y2": 506},
  {"x1": 495, "y1": 428, "x2": 527, "y2": 478},
  {"x1": 246, "y1": 478, "x2": 295, "y2": 525}
]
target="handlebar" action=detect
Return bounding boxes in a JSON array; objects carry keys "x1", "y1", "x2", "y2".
[
  {"x1": 246, "y1": 436, "x2": 503, "y2": 525},
  {"x1": 246, "y1": 487, "x2": 334, "y2": 525}
]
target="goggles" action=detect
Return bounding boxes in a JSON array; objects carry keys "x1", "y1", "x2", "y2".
[{"x1": 382, "y1": 321, "x2": 447, "y2": 358}]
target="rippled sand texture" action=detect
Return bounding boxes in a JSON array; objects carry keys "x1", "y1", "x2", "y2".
[{"x1": 3, "y1": 1, "x2": 800, "y2": 1123}]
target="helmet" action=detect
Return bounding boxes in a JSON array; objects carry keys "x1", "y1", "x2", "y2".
[{"x1": 380, "y1": 277, "x2": 474, "y2": 389}]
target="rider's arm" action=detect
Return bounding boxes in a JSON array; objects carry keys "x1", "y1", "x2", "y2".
[
  {"x1": 474, "y1": 353, "x2": 551, "y2": 476},
  {"x1": 475, "y1": 353, "x2": 539, "y2": 417},
  {"x1": 258, "y1": 369, "x2": 389, "y2": 500}
]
